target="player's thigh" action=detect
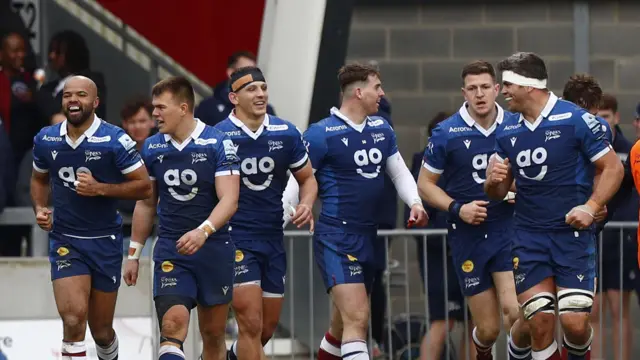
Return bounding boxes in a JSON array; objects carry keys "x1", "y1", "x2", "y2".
[
  {"x1": 512, "y1": 229, "x2": 554, "y2": 296},
  {"x1": 197, "y1": 302, "x2": 230, "y2": 339},
  {"x1": 447, "y1": 229, "x2": 494, "y2": 298},
  {"x1": 194, "y1": 237, "x2": 235, "y2": 307},
  {"x1": 331, "y1": 283, "x2": 369, "y2": 325},
  {"x1": 153, "y1": 239, "x2": 201, "y2": 313},
  {"x1": 262, "y1": 297, "x2": 284, "y2": 340},
  {"x1": 52, "y1": 275, "x2": 92, "y2": 321},
  {"x1": 467, "y1": 287, "x2": 501, "y2": 332},
  {"x1": 49, "y1": 234, "x2": 92, "y2": 286},
  {"x1": 313, "y1": 231, "x2": 375, "y2": 293},
  {"x1": 261, "y1": 239, "x2": 287, "y2": 298},
  {"x1": 550, "y1": 230, "x2": 596, "y2": 293}
]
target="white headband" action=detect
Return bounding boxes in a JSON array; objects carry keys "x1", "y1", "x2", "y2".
[{"x1": 502, "y1": 70, "x2": 547, "y2": 89}]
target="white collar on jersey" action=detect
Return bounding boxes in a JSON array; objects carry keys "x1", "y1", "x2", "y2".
[
  {"x1": 330, "y1": 107, "x2": 368, "y2": 133},
  {"x1": 60, "y1": 114, "x2": 102, "y2": 150},
  {"x1": 228, "y1": 110, "x2": 270, "y2": 140},
  {"x1": 517, "y1": 92, "x2": 558, "y2": 132},
  {"x1": 163, "y1": 118, "x2": 206, "y2": 151},
  {"x1": 459, "y1": 102, "x2": 504, "y2": 137}
]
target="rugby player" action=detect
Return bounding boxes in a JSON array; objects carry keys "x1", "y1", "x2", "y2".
[
  {"x1": 31, "y1": 75, "x2": 152, "y2": 360},
  {"x1": 123, "y1": 76, "x2": 240, "y2": 360}
]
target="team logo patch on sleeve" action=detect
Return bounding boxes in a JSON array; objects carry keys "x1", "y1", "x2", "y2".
[{"x1": 118, "y1": 134, "x2": 136, "y2": 150}]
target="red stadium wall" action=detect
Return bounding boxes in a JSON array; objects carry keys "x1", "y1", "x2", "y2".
[{"x1": 97, "y1": 0, "x2": 266, "y2": 86}]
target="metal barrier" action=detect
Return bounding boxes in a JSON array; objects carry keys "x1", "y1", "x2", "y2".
[
  {"x1": 0, "y1": 209, "x2": 637, "y2": 360},
  {"x1": 148, "y1": 222, "x2": 640, "y2": 360}
]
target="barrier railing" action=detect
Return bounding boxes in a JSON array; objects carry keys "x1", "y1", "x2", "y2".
[{"x1": 0, "y1": 208, "x2": 637, "y2": 360}]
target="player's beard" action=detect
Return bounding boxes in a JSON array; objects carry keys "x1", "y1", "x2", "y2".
[{"x1": 64, "y1": 105, "x2": 94, "y2": 126}]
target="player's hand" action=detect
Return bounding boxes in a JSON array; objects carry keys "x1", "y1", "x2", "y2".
[
  {"x1": 459, "y1": 200, "x2": 489, "y2": 225},
  {"x1": 594, "y1": 205, "x2": 607, "y2": 223},
  {"x1": 487, "y1": 155, "x2": 510, "y2": 184},
  {"x1": 123, "y1": 259, "x2": 140, "y2": 286},
  {"x1": 35, "y1": 206, "x2": 52, "y2": 231},
  {"x1": 407, "y1": 204, "x2": 428, "y2": 228},
  {"x1": 176, "y1": 228, "x2": 208, "y2": 255},
  {"x1": 75, "y1": 172, "x2": 103, "y2": 197},
  {"x1": 291, "y1": 203, "x2": 314, "y2": 233},
  {"x1": 565, "y1": 204, "x2": 596, "y2": 230}
]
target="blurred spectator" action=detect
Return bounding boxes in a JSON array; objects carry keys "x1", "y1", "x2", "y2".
[
  {"x1": 37, "y1": 30, "x2": 107, "y2": 124},
  {"x1": 0, "y1": 0, "x2": 37, "y2": 72},
  {"x1": 117, "y1": 96, "x2": 155, "y2": 215},
  {"x1": 406, "y1": 111, "x2": 475, "y2": 360},
  {"x1": 119, "y1": 95, "x2": 156, "y2": 152},
  {"x1": 0, "y1": 31, "x2": 45, "y2": 169},
  {"x1": 370, "y1": 95, "x2": 396, "y2": 357},
  {"x1": 591, "y1": 94, "x2": 639, "y2": 360},
  {"x1": 195, "y1": 51, "x2": 275, "y2": 126},
  {"x1": 116, "y1": 96, "x2": 156, "y2": 256}
]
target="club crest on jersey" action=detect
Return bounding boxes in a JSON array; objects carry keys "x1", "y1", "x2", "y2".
[
  {"x1": 85, "y1": 150, "x2": 101, "y2": 162},
  {"x1": 191, "y1": 153, "x2": 207, "y2": 164},
  {"x1": 371, "y1": 133, "x2": 385, "y2": 144},
  {"x1": 544, "y1": 130, "x2": 561, "y2": 142},
  {"x1": 268, "y1": 140, "x2": 283, "y2": 152}
]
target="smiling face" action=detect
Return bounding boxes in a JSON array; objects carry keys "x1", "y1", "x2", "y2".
[
  {"x1": 61, "y1": 76, "x2": 99, "y2": 126},
  {"x1": 229, "y1": 81, "x2": 269, "y2": 118},
  {"x1": 462, "y1": 73, "x2": 499, "y2": 117}
]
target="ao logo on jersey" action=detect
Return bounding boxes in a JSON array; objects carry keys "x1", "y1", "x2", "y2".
[
  {"x1": 164, "y1": 169, "x2": 198, "y2": 201},
  {"x1": 471, "y1": 154, "x2": 489, "y2": 184},
  {"x1": 354, "y1": 148, "x2": 382, "y2": 179},
  {"x1": 516, "y1": 147, "x2": 548, "y2": 181},
  {"x1": 241, "y1": 157, "x2": 275, "y2": 191},
  {"x1": 58, "y1": 166, "x2": 92, "y2": 191}
]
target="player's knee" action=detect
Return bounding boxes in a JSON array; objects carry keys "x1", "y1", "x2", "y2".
[
  {"x1": 61, "y1": 311, "x2": 87, "y2": 331},
  {"x1": 502, "y1": 304, "x2": 520, "y2": 329},
  {"x1": 90, "y1": 327, "x2": 114, "y2": 346},
  {"x1": 521, "y1": 292, "x2": 556, "y2": 339},
  {"x1": 236, "y1": 311, "x2": 263, "y2": 338},
  {"x1": 475, "y1": 324, "x2": 501, "y2": 344},
  {"x1": 557, "y1": 288, "x2": 593, "y2": 337},
  {"x1": 161, "y1": 309, "x2": 190, "y2": 338},
  {"x1": 200, "y1": 323, "x2": 227, "y2": 348},
  {"x1": 340, "y1": 305, "x2": 369, "y2": 331}
]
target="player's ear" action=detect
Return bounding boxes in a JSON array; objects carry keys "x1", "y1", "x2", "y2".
[
  {"x1": 228, "y1": 92, "x2": 239, "y2": 105},
  {"x1": 93, "y1": 96, "x2": 100, "y2": 110},
  {"x1": 354, "y1": 87, "x2": 363, "y2": 100},
  {"x1": 180, "y1": 102, "x2": 188, "y2": 116},
  {"x1": 493, "y1": 83, "x2": 500, "y2": 93}
]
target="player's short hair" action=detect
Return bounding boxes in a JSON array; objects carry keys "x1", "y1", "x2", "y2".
[
  {"x1": 227, "y1": 51, "x2": 257, "y2": 68},
  {"x1": 428, "y1": 111, "x2": 451, "y2": 136},
  {"x1": 562, "y1": 74, "x2": 602, "y2": 111},
  {"x1": 120, "y1": 95, "x2": 153, "y2": 121},
  {"x1": 461, "y1": 60, "x2": 496, "y2": 82},
  {"x1": 229, "y1": 66, "x2": 266, "y2": 93},
  {"x1": 497, "y1": 52, "x2": 548, "y2": 82},
  {"x1": 151, "y1": 76, "x2": 195, "y2": 111},
  {"x1": 338, "y1": 63, "x2": 381, "y2": 92},
  {"x1": 600, "y1": 93, "x2": 618, "y2": 113}
]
